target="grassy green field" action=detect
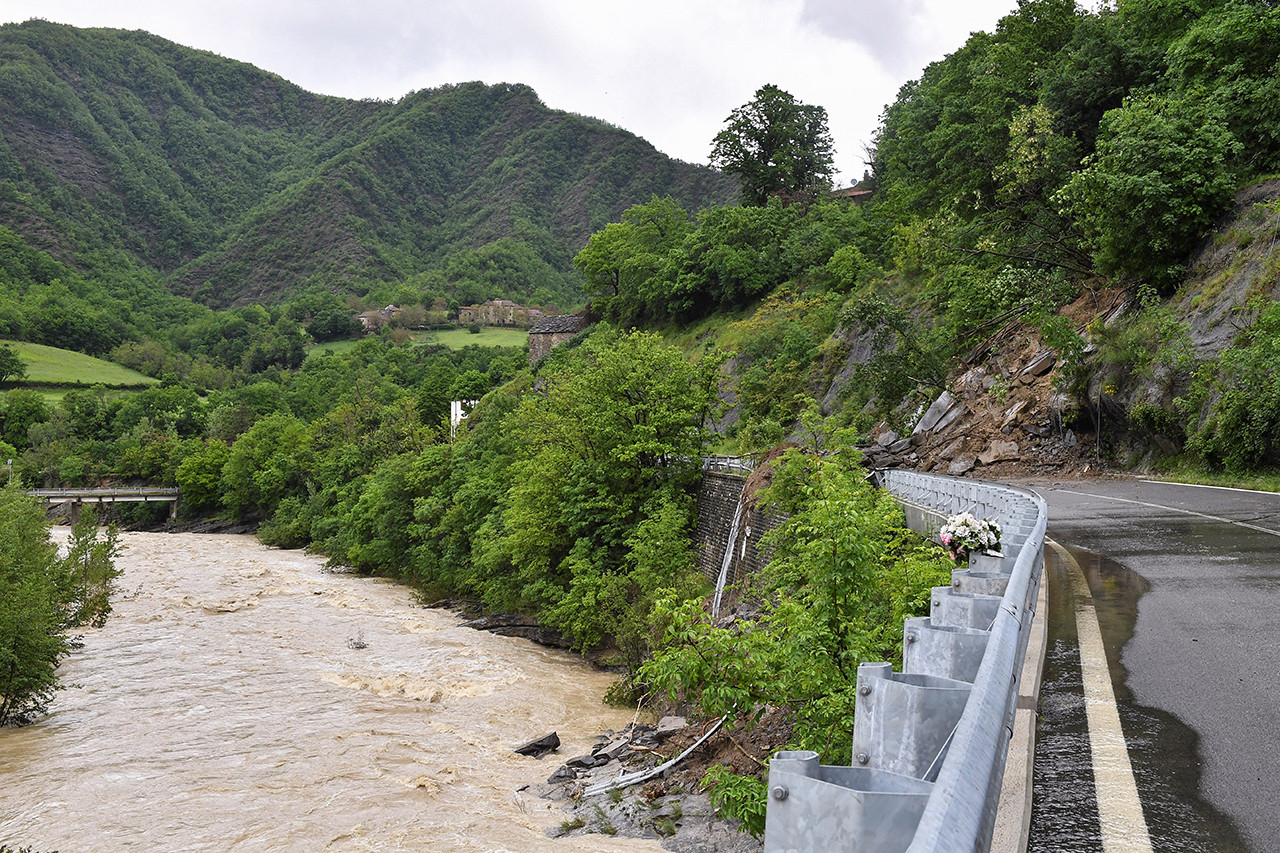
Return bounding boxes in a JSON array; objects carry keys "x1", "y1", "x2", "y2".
[
  {"x1": 416, "y1": 328, "x2": 528, "y2": 349},
  {"x1": 2, "y1": 341, "x2": 159, "y2": 388},
  {"x1": 305, "y1": 328, "x2": 529, "y2": 362},
  {"x1": 304, "y1": 339, "x2": 362, "y2": 360}
]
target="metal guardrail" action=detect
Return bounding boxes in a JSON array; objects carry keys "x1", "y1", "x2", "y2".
[
  {"x1": 702, "y1": 455, "x2": 757, "y2": 475},
  {"x1": 763, "y1": 470, "x2": 1047, "y2": 853}
]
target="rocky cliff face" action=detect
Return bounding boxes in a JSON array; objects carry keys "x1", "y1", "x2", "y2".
[{"x1": 837, "y1": 181, "x2": 1280, "y2": 477}]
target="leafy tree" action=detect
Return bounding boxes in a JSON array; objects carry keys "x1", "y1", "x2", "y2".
[
  {"x1": 175, "y1": 439, "x2": 231, "y2": 513},
  {"x1": 710, "y1": 84, "x2": 835, "y2": 206},
  {"x1": 306, "y1": 304, "x2": 361, "y2": 342},
  {"x1": 575, "y1": 196, "x2": 692, "y2": 323},
  {"x1": 221, "y1": 412, "x2": 309, "y2": 519},
  {"x1": 639, "y1": 438, "x2": 950, "y2": 833},
  {"x1": 0, "y1": 485, "x2": 66, "y2": 726},
  {"x1": 448, "y1": 369, "x2": 491, "y2": 402},
  {"x1": 55, "y1": 508, "x2": 122, "y2": 629},
  {"x1": 1042, "y1": 9, "x2": 1143, "y2": 155},
  {"x1": 1, "y1": 389, "x2": 49, "y2": 449},
  {"x1": 0, "y1": 345, "x2": 25, "y2": 384},
  {"x1": 1058, "y1": 91, "x2": 1240, "y2": 289},
  {"x1": 111, "y1": 385, "x2": 205, "y2": 437},
  {"x1": 660, "y1": 201, "x2": 797, "y2": 317},
  {"x1": 475, "y1": 328, "x2": 723, "y2": 662},
  {"x1": 1164, "y1": 2, "x2": 1280, "y2": 170},
  {"x1": 0, "y1": 484, "x2": 119, "y2": 726}
]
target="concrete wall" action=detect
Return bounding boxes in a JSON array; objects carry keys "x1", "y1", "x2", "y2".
[{"x1": 693, "y1": 471, "x2": 786, "y2": 588}]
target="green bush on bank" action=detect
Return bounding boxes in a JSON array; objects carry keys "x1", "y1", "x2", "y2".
[
  {"x1": 0, "y1": 490, "x2": 120, "y2": 727},
  {"x1": 639, "y1": 428, "x2": 951, "y2": 836}
]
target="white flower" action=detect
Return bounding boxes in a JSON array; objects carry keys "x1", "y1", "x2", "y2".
[{"x1": 940, "y1": 512, "x2": 1001, "y2": 555}]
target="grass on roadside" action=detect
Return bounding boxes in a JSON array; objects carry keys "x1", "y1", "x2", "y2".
[{"x1": 1147, "y1": 456, "x2": 1280, "y2": 492}]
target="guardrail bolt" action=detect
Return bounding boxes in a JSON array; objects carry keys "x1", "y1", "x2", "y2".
[
  {"x1": 855, "y1": 753, "x2": 869, "y2": 765},
  {"x1": 932, "y1": 599, "x2": 940, "y2": 608},
  {"x1": 771, "y1": 785, "x2": 789, "y2": 801},
  {"x1": 858, "y1": 684, "x2": 872, "y2": 696},
  {"x1": 906, "y1": 632, "x2": 917, "y2": 643}
]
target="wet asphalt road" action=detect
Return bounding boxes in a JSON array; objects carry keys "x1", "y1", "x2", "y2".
[{"x1": 1023, "y1": 477, "x2": 1280, "y2": 852}]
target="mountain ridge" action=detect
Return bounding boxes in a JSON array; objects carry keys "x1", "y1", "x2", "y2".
[{"x1": 0, "y1": 20, "x2": 736, "y2": 307}]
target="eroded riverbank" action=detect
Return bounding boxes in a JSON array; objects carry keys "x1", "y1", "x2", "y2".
[{"x1": 0, "y1": 530, "x2": 661, "y2": 852}]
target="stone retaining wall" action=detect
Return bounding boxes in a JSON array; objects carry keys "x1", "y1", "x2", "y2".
[{"x1": 693, "y1": 471, "x2": 786, "y2": 588}]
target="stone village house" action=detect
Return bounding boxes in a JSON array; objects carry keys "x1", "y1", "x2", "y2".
[{"x1": 527, "y1": 314, "x2": 589, "y2": 364}]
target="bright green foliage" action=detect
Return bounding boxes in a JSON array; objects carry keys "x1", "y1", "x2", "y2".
[
  {"x1": 0, "y1": 485, "x2": 119, "y2": 726},
  {"x1": 869, "y1": 0, "x2": 1280, "y2": 302},
  {"x1": 1182, "y1": 302, "x2": 1280, "y2": 470},
  {"x1": 662, "y1": 202, "x2": 797, "y2": 314},
  {"x1": 0, "y1": 345, "x2": 25, "y2": 384},
  {"x1": 1042, "y1": 10, "x2": 1143, "y2": 155},
  {"x1": 1165, "y1": 2, "x2": 1280, "y2": 170},
  {"x1": 576, "y1": 197, "x2": 693, "y2": 324},
  {"x1": 0, "y1": 485, "x2": 67, "y2": 726},
  {"x1": 577, "y1": 196, "x2": 867, "y2": 328},
  {"x1": 313, "y1": 329, "x2": 721, "y2": 666},
  {"x1": 710, "y1": 84, "x2": 835, "y2": 206},
  {"x1": 221, "y1": 412, "x2": 310, "y2": 519},
  {"x1": 702, "y1": 764, "x2": 768, "y2": 838},
  {"x1": 0, "y1": 22, "x2": 734, "y2": 311},
  {"x1": 639, "y1": 439, "x2": 950, "y2": 831},
  {"x1": 332, "y1": 454, "x2": 418, "y2": 573},
  {"x1": 874, "y1": 0, "x2": 1079, "y2": 221},
  {"x1": 2, "y1": 389, "x2": 49, "y2": 449},
  {"x1": 1114, "y1": 0, "x2": 1228, "y2": 63},
  {"x1": 1058, "y1": 92, "x2": 1240, "y2": 289},
  {"x1": 56, "y1": 509, "x2": 122, "y2": 630},
  {"x1": 175, "y1": 439, "x2": 231, "y2": 513},
  {"x1": 111, "y1": 385, "x2": 205, "y2": 437},
  {"x1": 641, "y1": 441, "x2": 951, "y2": 756},
  {"x1": 729, "y1": 291, "x2": 840, "y2": 441},
  {"x1": 489, "y1": 329, "x2": 720, "y2": 659}
]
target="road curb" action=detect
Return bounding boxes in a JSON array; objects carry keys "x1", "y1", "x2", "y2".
[{"x1": 991, "y1": 539, "x2": 1051, "y2": 852}]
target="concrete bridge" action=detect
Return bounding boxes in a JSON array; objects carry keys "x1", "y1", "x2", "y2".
[{"x1": 29, "y1": 487, "x2": 182, "y2": 522}]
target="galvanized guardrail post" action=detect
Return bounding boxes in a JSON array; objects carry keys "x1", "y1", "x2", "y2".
[{"x1": 763, "y1": 470, "x2": 1046, "y2": 853}]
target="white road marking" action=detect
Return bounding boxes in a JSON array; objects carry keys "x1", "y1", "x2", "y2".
[
  {"x1": 1137, "y1": 478, "x2": 1280, "y2": 497},
  {"x1": 1051, "y1": 542, "x2": 1154, "y2": 853},
  {"x1": 1051, "y1": 488, "x2": 1280, "y2": 538}
]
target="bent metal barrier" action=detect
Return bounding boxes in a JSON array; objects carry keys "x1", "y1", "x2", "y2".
[{"x1": 763, "y1": 470, "x2": 1047, "y2": 853}]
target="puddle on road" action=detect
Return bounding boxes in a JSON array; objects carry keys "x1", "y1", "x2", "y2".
[{"x1": 1029, "y1": 546, "x2": 1251, "y2": 853}]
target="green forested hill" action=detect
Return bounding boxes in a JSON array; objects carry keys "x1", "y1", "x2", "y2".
[{"x1": 0, "y1": 20, "x2": 736, "y2": 308}]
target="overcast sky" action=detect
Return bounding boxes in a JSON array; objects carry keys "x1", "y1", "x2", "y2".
[{"x1": 0, "y1": 0, "x2": 1016, "y2": 186}]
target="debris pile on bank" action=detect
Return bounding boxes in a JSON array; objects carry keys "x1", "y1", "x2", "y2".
[{"x1": 519, "y1": 710, "x2": 793, "y2": 852}]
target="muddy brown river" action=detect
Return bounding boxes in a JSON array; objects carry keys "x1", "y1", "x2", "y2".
[{"x1": 0, "y1": 531, "x2": 662, "y2": 852}]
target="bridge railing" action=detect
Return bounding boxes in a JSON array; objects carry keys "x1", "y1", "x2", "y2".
[
  {"x1": 30, "y1": 487, "x2": 182, "y2": 502},
  {"x1": 763, "y1": 470, "x2": 1046, "y2": 853}
]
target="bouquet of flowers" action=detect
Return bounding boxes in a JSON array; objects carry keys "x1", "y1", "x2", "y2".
[{"x1": 938, "y1": 512, "x2": 1001, "y2": 563}]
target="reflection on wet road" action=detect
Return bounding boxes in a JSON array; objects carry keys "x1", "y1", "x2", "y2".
[
  {"x1": 1030, "y1": 545, "x2": 1247, "y2": 852},
  {"x1": 1027, "y1": 478, "x2": 1280, "y2": 853}
]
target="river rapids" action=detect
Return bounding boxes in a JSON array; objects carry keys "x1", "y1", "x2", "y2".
[{"x1": 0, "y1": 530, "x2": 661, "y2": 852}]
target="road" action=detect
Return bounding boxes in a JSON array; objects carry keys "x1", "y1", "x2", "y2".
[{"x1": 1024, "y1": 476, "x2": 1280, "y2": 852}]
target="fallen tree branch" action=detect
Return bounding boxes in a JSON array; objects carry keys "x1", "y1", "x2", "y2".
[{"x1": 583, "y1": 713, "x2": 729, "y2": 797}]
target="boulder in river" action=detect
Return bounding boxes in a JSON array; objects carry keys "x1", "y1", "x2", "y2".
[{"x1": 515, "y1": 732, "x2": 561, "y2": 757}]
